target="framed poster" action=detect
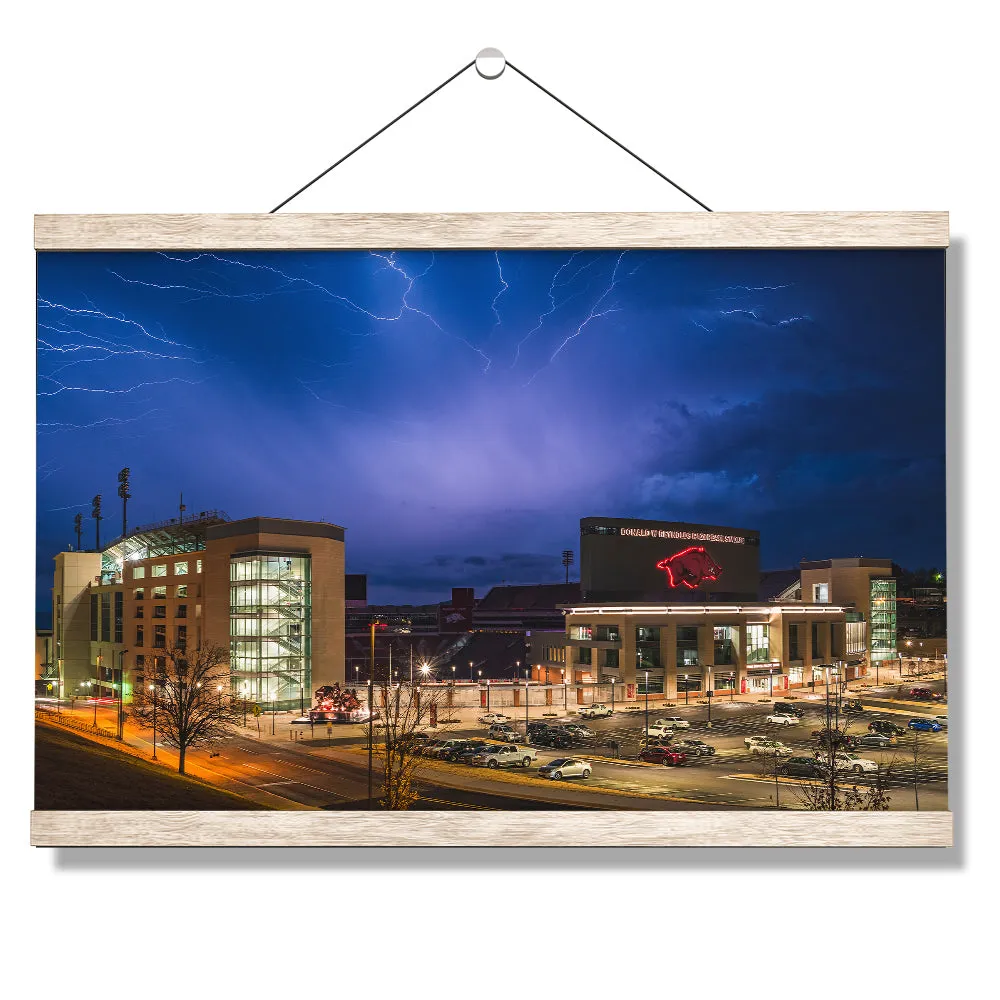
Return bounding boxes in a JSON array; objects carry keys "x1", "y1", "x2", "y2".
[{"x1": 32, "y1": 212, "x2": 951, "y2": 847}]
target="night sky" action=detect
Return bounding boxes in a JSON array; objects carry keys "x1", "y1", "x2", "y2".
[{"x1": 36, "y1": 248, "x2": 945, "y2": 611}]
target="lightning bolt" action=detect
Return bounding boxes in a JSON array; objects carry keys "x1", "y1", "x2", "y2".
[
  {"x1": 491, "y1": 251, "x2": 509, "y2": 332},
  {"x1": 511, "y1": 251, "x2": 597, "y2": 369},
  {"x1": 38, "y1": 376, "x2": 207, "y2": 397},
  {"x1": 525, "y1": 251, "x2": 628, "y2": 384},
  {"x1": 37, "y1": 410, "x2": 162, "y2": 434}
]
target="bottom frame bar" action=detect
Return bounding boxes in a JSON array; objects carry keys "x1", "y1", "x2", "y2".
[{"x1": 31, "y1": 810, "x2": 953, "y2": 848}]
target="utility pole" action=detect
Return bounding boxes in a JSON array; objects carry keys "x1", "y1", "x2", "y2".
[
  {"x1": 91, "y1": 494, "x2": 103, "y2": 550},
  {"x1": 117, "y1": 467, "x2": 131, "y2": 539}
]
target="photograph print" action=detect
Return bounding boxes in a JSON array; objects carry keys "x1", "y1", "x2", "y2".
[{"x1": 35, "y1": 244, "x2": 947, "y2": 815}]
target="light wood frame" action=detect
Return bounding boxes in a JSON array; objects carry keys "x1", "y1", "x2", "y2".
[{"x1": 33, "y1": 211, "x2": 951, "y2": 848}]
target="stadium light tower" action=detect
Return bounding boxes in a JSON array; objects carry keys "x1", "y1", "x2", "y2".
[
  {"x1": 91, "y1": 495, "x2": 103, "y2": 550},
  {"x1": 561, "y1": 549, "x2": 574, "y2": 584},
  {"x1": 74, "y1": 512, "x2": 83, "y2": 551},
  {"x1": 117, "y1": 467, "x2": 131, "y2": 539}
]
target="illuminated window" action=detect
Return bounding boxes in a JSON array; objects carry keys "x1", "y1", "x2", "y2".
[
  {"x1": 571, "y1": 624, "x2": 592, "y2": 641},
  {"x1": 636, "y1": 626, "x2": 661, "y2": 668},
  {"x1": 746, "y1": 624, "x2": 770, "y2": 663},
  {"x1": 196, "y1": 559, "x2": 202, "y2": 574},
  {"x1": 677, "y1": 626, "x2": 699, "y2": 667},
  {"x1": 151, "y1": 564, "x2": 166, "y2": 577},
  {"x1": 176, "y1": 584, "x2": 188, "y2": 598},
  {"x1": 174, "y1": 561, "x2": 188, "y2": 575},
  {"x1": 132, "y1": 566, "x2": 145, "y2": 580},
  {"x1": 812, "y1": 583, "x2": 829, "y2": 603},
  {"x1": 713, "y1": 625, "x2": 736, "y2": 665},
  {"x1": 152, "y1": 585, "x2": 166, "y2": 599}
]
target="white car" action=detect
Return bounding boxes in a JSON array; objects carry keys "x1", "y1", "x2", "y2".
[
  {"x1": 745, "y1": 734, "x2": 774, "y2": 749},
  {"x1": 479, "y1": 712, "x2": 511, "y2": 726},
  {"x1": 476, "y1": 744, "x2": 538, "y2": 769},
  {"x1": 766, "y1": 713, "x2": 800, "y2": 726},
  {"x1": 537, "y1": 757, "x2": 592, "y2": 780},
  {"x1": 934, "y1": 715, "x2": 948, "y2": 730},
  {"x1": 749, "y1": 739, "x2": 793, "y2": 757},
  {"x1": 657, "y1": 717, "x2": 691, "y2": 730},
  {"x1": 824, "y1": 752, "x2": 880, "y2": 775},
  {"x1": 579, "y1": 703, "x2": 613, "y2": 719}
]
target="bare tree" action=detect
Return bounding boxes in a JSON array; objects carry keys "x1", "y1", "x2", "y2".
[
  {"x1": 129, "y1": 644, "x2": 238, "y2": 774},
  {"x1": 791, "y1": 710, "x2": 894, "y2": 811},
  {"x1": 364, "y1": 679, "x2": 443, "y2": 810}
]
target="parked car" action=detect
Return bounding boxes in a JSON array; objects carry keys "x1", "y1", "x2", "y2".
[
  {"x1": 773, "y1": 702, "x2": 804, "y2": 718},
  {"x1": 658, "y1": 717, "x2": 691, "y2": 730},
  {"x1": 646, "y1": 718, "x2": 690, "y2": 739},
  {"x1": 841, "y1": 699, "x2": 865, "y2": 714},
  {"x1": 419, "y1": 739, "x2": 446, "y2": 757},
  {"x1": 909, "y1": 688, "x2": 943, "y2": 702},
  {"x1": 934, "y1": 715, "x2": 948, "y2": 730},
  {"x1": 812, "y1": 728, "x2": 858, "y2": 750},
  {"x1": 478, "y1": 712, "x2": 512, "y2": 726},
  {"x1": 454, "y1": 741, "x2": 493, "y2": 763},
  {"x1": 440, "y1": 740, "x2": 479, "y2": 762},
  {"x1": 533, "y1": 729, "x2": 573, "y2": 749},
  {"x1": 562, "y1": 723, "x2": 595, "y2": 739},
  {"x1": 908, "y1": 718, "x2": 943, "y2": 732},
  {"x1": 489, "y1": 724, "x2": 519, "y2": 742},
  {"x1": 579, "y1": 703, "x2": 613, "y2": 719},
  {"x1": 855, "y1": 733, "x2": 898, "y2": 749},
  {"x1": 670, "y1": 738, "x2": 716, "y2": 757},
  {"x1": 745, "y1": 734, "x2": 775, "y2": 749},
  {"x1": 537, "y1": 757, "x2": 592, "y2": 780},
  {"x1": 766, "y1": 713, "x2": 800, "y2": 726},
  {"x1": 428, "y1": 739, "x2": 468, "y2": 760},
  {"x1": 477, "y1": 744, "x2": 538, "y2": 769},
  {"x1": 868, "y1": 719, "x2": 906, "y2": 737},
  {"x1": 815, "y1": 751, "x2": 880, "y2": 774},
  {"x1": 780, "y1": 757, "x2": 830, "y2": 778},
  {"x1": 639, "y1": 745, "x2": 687, "y2": 766},
  {"x1": 749, "y1": 739, "x2": 793, "y2": 757}
]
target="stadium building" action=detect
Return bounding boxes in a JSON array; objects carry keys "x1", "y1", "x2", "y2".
[{"x1": 50, "y1": 511, "x2": 345, "y2": 709}]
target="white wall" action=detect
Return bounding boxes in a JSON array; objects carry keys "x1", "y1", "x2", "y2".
[{"x1": 7, "y1": 3, "x2": 993, "y2": 999}]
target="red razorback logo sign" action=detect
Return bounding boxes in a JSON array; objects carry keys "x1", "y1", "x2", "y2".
[{"x1": 656, "y1": 546, "x2": 723, "y2": 590}]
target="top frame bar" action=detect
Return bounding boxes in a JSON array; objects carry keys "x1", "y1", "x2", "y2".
[{"x1": 34, "y1": 212, "x2": 949, "y2": 250}]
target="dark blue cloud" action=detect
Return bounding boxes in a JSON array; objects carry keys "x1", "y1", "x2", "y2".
[{"x1": 36, "y1": 248, "x2": 945, "y2": 606}]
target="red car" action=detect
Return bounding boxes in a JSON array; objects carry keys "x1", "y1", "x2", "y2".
[
  {"x1": 639, "y1": 745, "x2": 687, "y2": 766},
  {"x1": 909, "y1": 687, "x2": 943, "y2": 702}
]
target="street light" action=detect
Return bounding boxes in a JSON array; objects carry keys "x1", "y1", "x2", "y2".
[
  {"x1": 611, "y1": 677, "x2": 616, "y2": 714},
  {"x1": 524, "y1": 668, "x2": 530, "y2": 733},
  {"x1": 683, "y1": 674, "x2": 689, "y2": 705},
  {"x1": 89, "y1": 681, "x2": 97, "y2": 726},
  {"x1": 469, "y1": 660, "x2": 474, "y2": 682},
  {"x1": 729, "y1": 671, "x2": 735, "y2": 701}
]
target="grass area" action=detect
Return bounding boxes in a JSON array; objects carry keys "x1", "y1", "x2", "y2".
[{"x1": 35, "y1": 723, "x2": 264, "y2": 810}]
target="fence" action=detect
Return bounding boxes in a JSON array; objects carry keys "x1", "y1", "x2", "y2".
[{"x1": 35, "y1": 706, "x2": 119, "y2": 742}]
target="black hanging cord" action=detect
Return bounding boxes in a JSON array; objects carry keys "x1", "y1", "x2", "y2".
[
  {"x1": 270, "y1": 56, "x2": 711, "y2": 213},
  {"x1": 270, "y1": 60, "x2": 476, "y2": 213},
  {"x1": 505, "y1": 61, "x2": 712, "y2": 212}
]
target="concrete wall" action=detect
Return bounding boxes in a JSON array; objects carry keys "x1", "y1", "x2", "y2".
[{"x1": 52, "y1": 551, "x2": 102, "y2": 696}]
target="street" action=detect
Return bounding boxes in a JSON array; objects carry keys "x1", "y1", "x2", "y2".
[{"x1": 37, "y1": 677, "x2": 948, "y2": 811}]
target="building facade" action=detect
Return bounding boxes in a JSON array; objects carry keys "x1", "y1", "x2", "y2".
[
  {"x1": 554, "y1": 601, "x2": 864, "y2": 701},
  {"x1": 49, "y1": 512, "x2": 345, "y2": 710},
  {"x1": 799, "y1": 558, "x2": 897, "y2": 667}
]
